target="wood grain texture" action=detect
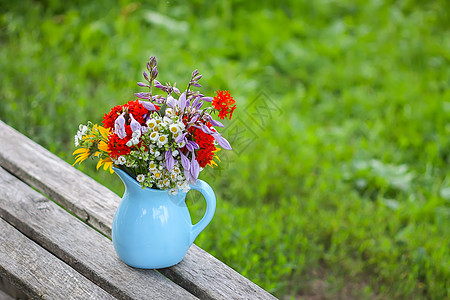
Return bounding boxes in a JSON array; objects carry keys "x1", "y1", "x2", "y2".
[
  {"x1": 0, "y1": 275, "x2": 27, "y2": 300},
  {"x1": 0, "y1": 167, "x2": 196, "y2": 300},
  {"x1": 0, "y1": 120, "x2": 277, "y2": 300},
  {"x1": 0, "y1": 289, "x2": 14, "y2": 300},
  {"x1": 0, "y1": 218, "x2": 115, "y2": 300}
]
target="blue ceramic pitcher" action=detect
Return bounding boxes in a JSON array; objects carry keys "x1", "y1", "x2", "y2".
[{"x1": 111, "y1": 167, "x2": 216, "y2": 269}]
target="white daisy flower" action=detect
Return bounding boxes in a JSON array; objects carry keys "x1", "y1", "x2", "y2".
[
  {"x1": 152, "y1": 171, "x2": 162, "y2": 180},
  {"x1": 162, "y1": 116, "x2": 172, "y2": 125},
  {"x1": 176, "y1": 121, "x2": 185, "y2": 130},
  {"x1": 169, "y1": 188, "x2": 178, "y2": 196},
  {"x1": 136, "y1": 174, "x2": 146, "y2": 183},
  {"x1": 163, "y1": 178, "x2": 170, "y2": 187},
  {"x1": 165, "y1": 108, "x2": 175, "y2": 118},
  {"x1": 149, "y1": 131, "x2": 159, "y2": 142},
  {"x1": 169, "y1": 124, "x2": 180, "y2": 135},
  {"x1": 173, "y1": 166, "x2": 181, "y2": 174},
  {"x1": 157, "y1": 134, "x2": 168, "y2": 147},
  {"x1": 117, "y1": 156, "x2": 126, "y2": 165},
  {"x1": 156, "y1": 180, "x2": 165, "y2": 189},
  {"x1": 148, "y1": 161, "x2": 157, "y2": 171},
  {"x1": 146, "y1": 119, "x2": 157, "y2": 131}
]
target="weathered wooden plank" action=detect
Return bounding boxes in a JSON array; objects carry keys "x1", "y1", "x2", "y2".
[
  {"x1": 0, "y1": 167, "x2": 197, "y2": 300},
  {"x1": 0, "y1": 120, "x2": 118, "y2": 237},
  {"x1": 0, "y1": 275, "x2": 27, "y2": 300},
  {"x1": 0, "y1": 120, "x2": 277, "y2": 299},
  {"x1": 0, "y1": 218, "x2": 115, "y2": 300},
  {"x1": 0, "y1": 289, "x2": 13, "y2": 300},
  {"x1": 161, "y1": 245, "x2": 275, "y2": 300}
]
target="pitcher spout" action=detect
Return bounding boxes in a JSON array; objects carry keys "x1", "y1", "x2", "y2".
[{"x1": 112, "y1": 167, "x2": 143, "y2": 195}]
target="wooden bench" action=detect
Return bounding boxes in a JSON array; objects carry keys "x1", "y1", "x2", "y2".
[{"x1": 0, "y1": 120, "x2": 276, "y2": 300}]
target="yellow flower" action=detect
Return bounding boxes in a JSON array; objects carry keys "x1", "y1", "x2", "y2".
[
  {"x1": 208, "y1": 147, "x2": 221, "y2": 168},
  {"x1": 98, "y1": 140, "x2": 109, "y2": 153},
  {"x1": 72, "y1": 147, "x2": 91, "y2": 166},
  {"x1": 96, "y1": 157, "x2": 114, "y2": 174},
  {"x1": 72, "y1": 124, "x2": 112, "y2": 174},
  {"x1": 95, "y1": 124, "x2": 110, "y2": 140}
]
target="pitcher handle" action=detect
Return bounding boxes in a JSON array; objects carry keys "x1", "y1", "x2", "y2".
[{"x1": 188, "y1": 179, "x2": 216, "y2": 245}]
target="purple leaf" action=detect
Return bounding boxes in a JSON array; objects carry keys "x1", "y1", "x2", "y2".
[
  {"x1": 179, "y1": 92, "x2": 187, "y2": 111},
  {"x1": 209, "y1": 118, "x2": 224, "y2": 127},
  {"x1": 191, "y1": 96, "x2": 200, "y2": 108},
  {"x1": 166, "y1": 95, "x2": 177, "y2": 108},
  {"x1": 186, "y1": 141, "x2": 194, "y2": 152},
  {"x1": 200, "y1": 96, "x2": 213, "y2": 102},
  {"x1": 135, "y1": 92, "x2": 152, "y2": 99},
  {"x1": 176, "y1": 132, "x2": 188, "y2": 143},
  {"x1": 213, "y1": 133, "x2": 232, "y2": 150},
  {"x1": 186, "y1": 140, "x2": 199, "y2": 151},
  {"x1": 129, "y1": 114, "x2": 141, "y2": 132},
  {"x1": 190, "y1": 153, "x2": 200, "y2": 180},
  {"x1": 151, "y1": 66, "x2": 158, "y2": 78},
  {"x1": 180, "y1": 151, "x2": 190, "y2": 171},
  {"x1": 165, "y1": 149, "x2": 174, "y2": 171},
  {"x1": 200, "y1": 124, "x2": 213, "y2": 134},
  {"x1": 190, "y1": 114, "x2": 199, "y2": 124},
  {"x1": 191, "y1": 141, "x2": 199, "y2": 149},
  {"x1": 137, "y1": 82, "x2": 150, "y2": 88},
  {"x1": 114, "y1": 113, "x2": 127, "y2": 139},
  {"x1": 139, "y1": 101, "x2": 158, "y2": 111},
  {"x1": 196, "y1": 100, "x2": 204, "y2": 109},
  {"x1": 184, "y1": 168, "x2": 191, "y2": 182},
  {"x1": 154, "y1": 80, "x2": 164, "y2": 88}
]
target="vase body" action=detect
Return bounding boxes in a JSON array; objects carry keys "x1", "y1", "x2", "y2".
[{"x1": 111, "y1": 167, "x2": 216, "y2": 269}]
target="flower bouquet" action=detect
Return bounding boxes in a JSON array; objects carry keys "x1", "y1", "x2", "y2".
[
  {"x1": 73, "y1": 56, "x2": 235, "y2": 194},
  {"x1": 72, "y1": 56, "x2": 236, "y2": 268}
]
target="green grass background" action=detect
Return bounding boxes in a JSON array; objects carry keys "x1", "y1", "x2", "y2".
[{"x1": 1, "y1": 0, "x2": 449, "y2": 298}]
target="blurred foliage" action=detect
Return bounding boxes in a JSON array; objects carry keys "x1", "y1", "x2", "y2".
[{"x1": 1, "y1": 0, "x2": 449, "y2": 298}]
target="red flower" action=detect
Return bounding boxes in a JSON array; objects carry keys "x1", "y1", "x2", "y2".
[
  {"x1": 212, "y1": 90, "x2": 236, "y2": 120},
  {"x1": 107, "y1": 133, "x2": 131, "y2": 159},
  {"x1": 102, "y1": 104, "x2": 124, "y2": 129},
  {"x1": 189, "y1": 123, "x2": 217, "y2": 168},
  {"x1": 102, "y1": 100, "x2": 153, "y2": 158},
  {"x1": 126, "y1": 100, "x2": 149, "y2": 124},
  {"x1": 102, "y1": 100, "x2": 154, "y2": 130}
]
